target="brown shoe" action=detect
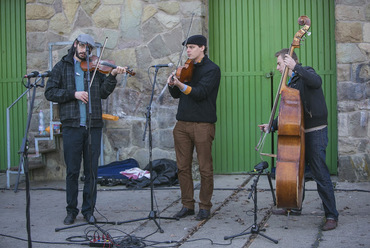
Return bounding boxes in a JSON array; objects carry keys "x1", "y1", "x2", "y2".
[{"x1": 322, "y1": 219, "x2": 337, "y2": 231}]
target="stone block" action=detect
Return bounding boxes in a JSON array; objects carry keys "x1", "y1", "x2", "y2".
[
  {"x1": 62, "y1": 0, "x2": 79, "y2": 23},
  {"x1": 335, "y1": 22, "x2": 362, "y2": 43},
  {"x1": 355, "y1": 62, "x2": 370, "y2": 83},
  {"x1": 337, "y1": 81, "x2": 365, "y2": 101},
  {"x1": 106, "y1": 129, "x2": 131, "y2": 149},
  {"x1": 162, "y1": 26, "x2": 184, "y2": 54},
  {"x1": 348, "y1": 112, "x2": 368, "y2": 137},
  {"x1": 336, "y1": 64, "x2": 351, "y2": 81},
  {"x1": 27, "y1": 20, "x2": 49, "y2": 32},
  {"x1": 80, "y1": 0, "x2": 101, "y2": 16},
  {"x1": 142, "y1": 5, "x2": 158, "y2": 23},
  {"x1": 336, "y1": 43, "x2": 367, "y2": 64},
  {"x1": 158, "y1": 129, "x2": 174, "y2": 149},
  {"x1": 75, "y1": 9, "x2": 93, "y2": 28},
  {"x1": 50, "y1": 13, "x2": 72, "y2": 35},
  {"x1": 26, "y1": 4, "x2": 55, "y2": 20},
  {"x1": 337, "y1": 113, "x2": 349, "y2": 137},
  {"x1": 142, "y1": 18, "x2": 165, "y2": 43},
  {"x1": 93, "y1": 6, "x2": 120, "y2": 29},
  {"x1": 338, "y1": 155, "x2": 358, "y2": 182},
  {"x1": 363, "y1": 23, "x2": 370, "y2": 42},
  {"x1": 335, "y1": 5, "x2": 364, "y2": 21},
  {"x1": 120, "y1": 0, "x2": 142, "y2": 40},
  {"x1": 155, "y1": 12, "x2": 180, "y2": 29},
  {"x1": 158, "y1": 1, "x2": 180, "y2": 15},
  {"x1": 148, "y1": 35, "x2": 172, "y2": 59}
]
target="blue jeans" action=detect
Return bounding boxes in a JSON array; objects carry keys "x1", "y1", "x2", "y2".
[
  {"x1": 62, "y1": 126, "x2": 102, "y2": 217},
  {"x1": 305, "y1": 127, "x2": 338, "y2": 220}
]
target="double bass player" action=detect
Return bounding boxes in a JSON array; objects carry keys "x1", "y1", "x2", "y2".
[{"x1": 259, "y1": 49, "x2": 339, "y2": 231}]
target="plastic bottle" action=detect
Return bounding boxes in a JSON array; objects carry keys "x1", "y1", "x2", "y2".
[{"x1": 38, "y1": 110, "x2": 45, "y2": 135}]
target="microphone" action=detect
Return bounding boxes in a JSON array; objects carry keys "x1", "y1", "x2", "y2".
[
  {"x1": 151, "y1": 63, "x2": 174, "y2": 68},
  {"x1": 38, "y1": 71, "x2": 51, "y2": 77},
  {"x1": 24, "y1": 71, "x2": 39, "y2": 78},
  {"x1": 254, "y1": 161, "x2": 268, "y2": 172}
]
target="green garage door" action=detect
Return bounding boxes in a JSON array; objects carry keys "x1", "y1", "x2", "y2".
[
  {"x1": 209, "y1": 0, "x2": 337, "y2": 174},
  {"x1": 0, "y1": 0, "x2": 27, "y2": 170}
]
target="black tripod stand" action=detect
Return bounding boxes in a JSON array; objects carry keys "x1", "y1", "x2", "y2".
[
  {"x1": 13, "y1": 74, "x2": 47, "y2": 248},
  {"x1": 224, "y1": 161, "x2": 278, "y2": 244},
  {"x1": 116, "y1": 66, "x2": 178, "y2": 232}
]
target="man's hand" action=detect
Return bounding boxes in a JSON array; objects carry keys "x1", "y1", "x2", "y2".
[
  {"x1": 111, "y1": 66, "x2": 127, "y2": 76},
  {"x1": 167, "y1": 72, "x2": 180, "y2": 87},
  {"x1": 258, "y1": 124, "x2": 269, "y2": 133},
  {"x1": 75, "y1": 91, "x2": 88, "y2": 103},
  {"x1": 284, "y1": 54, "x2": 297, "y2": 71}
]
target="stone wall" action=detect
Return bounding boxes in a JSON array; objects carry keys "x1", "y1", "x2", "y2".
[
  {"x1": 26, "y1": 0, "x2": 206, "y2": 179},
  {"x1": 335, "y1": 0, "x2": 370, "y2": 181},
  {"x1": 26, "y1": 0, "x2": 370, "y2": 182}
]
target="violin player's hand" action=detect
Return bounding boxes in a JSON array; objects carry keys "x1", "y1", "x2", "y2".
[
  {"x1": 167, "y1": 72, "x2": 178, "y2": 87},
  {"x1": 111, "y1": 66, "x2": 127, "y2": 76},
  {"x1": 258, "y1": 124, "x2": 269, "y2": 133},
  {"x1": 284, "y1": 55, "x2": 297, "y2": 71},
  {"x1": 75, "y1": 91, "x2": 88, "y2": 104}
]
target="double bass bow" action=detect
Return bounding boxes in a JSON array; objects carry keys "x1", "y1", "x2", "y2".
[{"x1": 258, "y1": 16, "x2": 311, "y2": 210}]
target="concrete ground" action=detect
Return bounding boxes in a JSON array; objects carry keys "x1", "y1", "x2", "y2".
[{"x1": 0, "y1": 172, "x2": 369, "y2": 248}]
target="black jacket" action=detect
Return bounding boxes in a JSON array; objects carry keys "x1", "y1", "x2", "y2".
[
  {"x1": 169, "y1": 55, "x2": 221, "y2": 123},
  {"x1": 272, "y1": 64, "x2": 328, "y2": 130},
  {"x1": 44, "y1": 46, "x2": 117, "y2": 128}
]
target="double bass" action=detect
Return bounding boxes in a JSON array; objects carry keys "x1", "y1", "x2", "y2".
[{"x1": 265, "y1": 16, "x2": 311, "y2": 209}]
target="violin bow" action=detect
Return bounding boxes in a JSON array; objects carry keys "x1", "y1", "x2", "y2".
[
  {"x1": 157, "y1": 13, "x2": 195, "y2": 104},
  {"x1": 89, "y1": 37, "x2": 108, "y2": 88}
]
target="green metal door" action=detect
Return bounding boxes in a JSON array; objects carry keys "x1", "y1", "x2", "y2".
[
  {"x1": 0, "y1": 0, "x2": 27, "y2": 170},
  {"x1": 209, "y1": 0, "x2": 337, "y2": 174}
]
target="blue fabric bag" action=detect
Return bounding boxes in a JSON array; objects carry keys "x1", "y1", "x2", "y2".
[{"x1": 97, "y1": 158, "x2": 139, "y2": 186}]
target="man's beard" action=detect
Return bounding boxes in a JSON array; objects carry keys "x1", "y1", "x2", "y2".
[{"x1": 75, "y1": 50, "x2": 87, "y2": 61}]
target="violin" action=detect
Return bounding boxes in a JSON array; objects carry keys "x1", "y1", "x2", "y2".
[
  {"x1": 175, "y1": 59, "x2": 194, "y2": 83},
  {"x1": 81, "y1": 55, "x2": 136, "y2": 76}
]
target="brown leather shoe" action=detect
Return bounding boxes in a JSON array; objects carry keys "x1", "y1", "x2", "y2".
[
  {"x1": 173, "y1": 207, "x2": 195, "y2": 218},
  {"x1": 322, "y1": 219, "x2": 337, "y2": 231}
]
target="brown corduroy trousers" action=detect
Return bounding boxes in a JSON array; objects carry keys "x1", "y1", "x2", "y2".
[{"x1": 173, "y1": 121, "x2": 215, "y2": 210}]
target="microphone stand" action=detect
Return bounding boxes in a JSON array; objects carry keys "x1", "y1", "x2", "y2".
[
  {"x1": 116, "y1": 66, "x2": 178, "y2": 232},
  {"x1": 14, "y1": 76, "x2": 44, "y2": 248},
  {"x1": 224, "y1": 162, "x2": 278, "y2": 244}
]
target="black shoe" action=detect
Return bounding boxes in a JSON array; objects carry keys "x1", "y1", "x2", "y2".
[
  {"x1": 84, "y1": 213, "x2": 96, "y2": 223},
  {"x1": 173, "y1": 207, "x2": 195, "y2": 218},
  {"x1": 196, "y1": 209, "x2": 210, "y2": 221},
  {"x1": 63, "y1": 213, "x2": 75, "y2": 225}
]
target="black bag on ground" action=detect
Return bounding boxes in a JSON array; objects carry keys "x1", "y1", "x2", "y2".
[{"x1": 125, "y1": 158, "x2": 178, "y2": 189}]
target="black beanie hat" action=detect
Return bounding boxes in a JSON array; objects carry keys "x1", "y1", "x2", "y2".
[{"x1": 182, "y1": 35, "x2": 207, "y2": 46}]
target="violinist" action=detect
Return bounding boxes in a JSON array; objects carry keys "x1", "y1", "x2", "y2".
[
  {"x1": 45, "y1": 34, "x2": 126, "y2": 225},
  {"x1": 259, "y1": 49, "x2": 338, "y2": 231},
  {"x1": 167, "y1": 35, "x2": 221, "y2": 221}
]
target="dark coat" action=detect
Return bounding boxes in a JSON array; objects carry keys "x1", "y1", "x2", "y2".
[{"x1": 44, "y1": 46, "x2": 117, "y2": 128}]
